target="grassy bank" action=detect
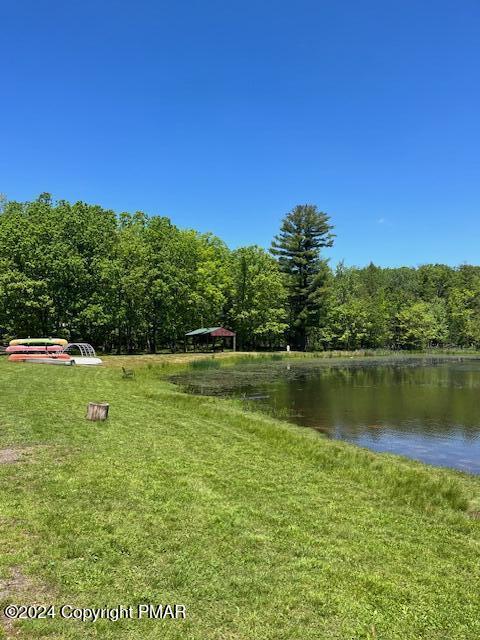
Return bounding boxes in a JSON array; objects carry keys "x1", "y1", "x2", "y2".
[{"x1": 0, "y1": 358, "x2": 479, "y2": 639}]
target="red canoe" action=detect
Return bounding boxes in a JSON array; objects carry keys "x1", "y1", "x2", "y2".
[
  {"x1": 6, "y1": 345, "x2": 64, "y2": 353},
  {"x1": 8, "y1": 353, "x2": 72, "y2": 362}
]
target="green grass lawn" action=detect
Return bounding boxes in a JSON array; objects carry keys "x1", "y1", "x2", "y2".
[{"x1": 0, "y1": 357, "x2": 479, "y2": 639}]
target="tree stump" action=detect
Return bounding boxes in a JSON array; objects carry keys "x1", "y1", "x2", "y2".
[{"x1": 86, "y1": 402, "x2": 109, "y2": 421}]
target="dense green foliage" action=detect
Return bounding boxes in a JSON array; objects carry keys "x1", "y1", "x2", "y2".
[
  {"x1": 0, "y1": 194, "x2": 479, "y2": 351},
  {"x1": 314, "y1": 262, "x2": 480, "y2": 350},
  {"x1": 0, "y1": 357, "x2": 479, "y2": 639}
]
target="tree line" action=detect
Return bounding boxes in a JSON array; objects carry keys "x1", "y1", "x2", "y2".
[{"x1": 0, "y1": 193, "x2": 478, "y2": 352}]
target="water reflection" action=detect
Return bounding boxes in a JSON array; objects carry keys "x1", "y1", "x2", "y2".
[{"x1": 180, "y1": 358, "x2": 480, "y2": 474}]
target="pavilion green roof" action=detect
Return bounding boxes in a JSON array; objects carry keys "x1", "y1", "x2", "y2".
[{"x1": 185, "y1": 327, "x2": 222, "y2": 336}]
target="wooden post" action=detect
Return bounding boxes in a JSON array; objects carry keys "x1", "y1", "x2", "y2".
[{"x1": 87, "y1": 402, "x2": 109, "y2": 421}]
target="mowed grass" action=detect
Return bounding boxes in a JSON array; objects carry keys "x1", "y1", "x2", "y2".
[{"x1": 0, "y1": 358, "x2": 479, "y2": 639}]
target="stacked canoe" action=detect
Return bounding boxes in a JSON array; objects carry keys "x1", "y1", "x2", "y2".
[{"x1": 7, "y1": 338, "x2": 73, "y2": 364}]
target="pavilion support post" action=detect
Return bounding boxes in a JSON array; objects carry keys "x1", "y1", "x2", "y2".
[{"x1": 233, "y1": 335, "x2": 236, "y2": 352}]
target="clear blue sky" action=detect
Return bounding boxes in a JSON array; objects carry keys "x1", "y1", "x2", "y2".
[{"x1": 1, "y1": 1, "x2": 479, "y2": 267}]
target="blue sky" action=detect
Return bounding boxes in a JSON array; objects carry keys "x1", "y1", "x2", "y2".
[{"x1": 1, "y1": 1, "x2": 479, "y2": 267}]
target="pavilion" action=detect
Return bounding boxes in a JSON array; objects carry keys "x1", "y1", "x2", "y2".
[{"x1": 185, "y1": 327, "x2": 236, "y2": 352}]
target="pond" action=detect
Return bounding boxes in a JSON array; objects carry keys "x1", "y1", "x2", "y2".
[{"x1": 174, "y1": 355, "x2": 480, "y2": 474}]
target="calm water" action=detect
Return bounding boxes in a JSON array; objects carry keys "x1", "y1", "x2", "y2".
[{"x1": 177, "y1": 356, "x2": 480, "y2": 474}]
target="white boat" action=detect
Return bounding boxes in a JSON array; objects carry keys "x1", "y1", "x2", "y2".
[
  {"x1": 71, "y1": 357, "x2": 103, "y2": 366},
  {"x1": 62, "y1": 343, "x2": 102, "y2": 365}
]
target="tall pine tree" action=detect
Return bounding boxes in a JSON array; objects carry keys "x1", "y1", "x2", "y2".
[{"x1": 271, "y1": 204, "x2": 334, "y2": 350}]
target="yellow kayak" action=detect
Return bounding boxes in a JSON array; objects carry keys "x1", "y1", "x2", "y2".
[{"x1": 9, "y1": 338, "x2": 68, "y2": 347}]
